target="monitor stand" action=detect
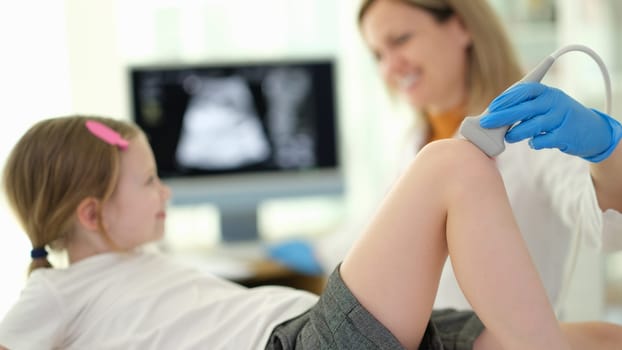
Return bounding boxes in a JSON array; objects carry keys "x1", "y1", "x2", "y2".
[{"x1": 219, "y1": 201, "x2": 260, "y2": 242}]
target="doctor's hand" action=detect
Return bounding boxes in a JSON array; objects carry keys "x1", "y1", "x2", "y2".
[
  {"x1": 266, "y1": 239, "x2": 324, "y2": 276},
  {"x1": 480, "y1": 82, "x2": 622, "y2": 162}
]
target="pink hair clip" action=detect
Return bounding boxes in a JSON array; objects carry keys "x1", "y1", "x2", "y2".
[{"x1": 85, "y1": 120, "x2": 129, "y2": 150}]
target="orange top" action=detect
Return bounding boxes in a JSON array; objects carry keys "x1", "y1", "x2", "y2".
[{"x1": 426, "y1": 104, "x2": 466, "y2": 143}]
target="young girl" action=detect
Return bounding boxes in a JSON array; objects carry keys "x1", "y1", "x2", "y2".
[{"x1": 0, "y1": 115, "x2": 619, "y2": 349}]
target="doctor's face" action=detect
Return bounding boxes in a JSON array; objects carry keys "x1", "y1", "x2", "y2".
[{"x1": 361, "y1": 0, "x2": 472, "y2": 114}]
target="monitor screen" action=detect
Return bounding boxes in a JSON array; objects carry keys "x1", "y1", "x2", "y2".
[{"x1": 129, "y1": 59, "x2": 343, "y2": 241}]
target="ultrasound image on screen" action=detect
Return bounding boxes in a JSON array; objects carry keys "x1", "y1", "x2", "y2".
[
  {"x1": 176, "y1": 75, "x2": 271, "y2": 170},
  {"x1": 130, "y1": 61, "x2": 338, "y2": 178}
]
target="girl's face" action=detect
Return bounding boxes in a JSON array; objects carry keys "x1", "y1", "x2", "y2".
[
  {"x1": 361, "y1": 0, "x2": 472, "y2": 114},
  {"x1": 102, "y1": 133, "x2": 171, "y2": 249}
]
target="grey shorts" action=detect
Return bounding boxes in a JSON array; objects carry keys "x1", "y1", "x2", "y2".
[{"x1": 266, "y1": 267, "x2": 484, "y2": 350}]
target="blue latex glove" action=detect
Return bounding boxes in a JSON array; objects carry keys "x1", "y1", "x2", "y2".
[
  {"x1": 480, "y1": 82, "x2": 622, "y2": 162},
  {"x1": 266, "y1": 239, "x2": 323, "y2": 276}
]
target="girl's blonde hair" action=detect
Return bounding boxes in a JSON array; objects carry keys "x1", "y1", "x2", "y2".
[
  {"x1": 2, "y1": 115, "x2": 141, "y2": 274},
  {"x1": 358, "y1": 0, "x2": 524, "y2": 115}
]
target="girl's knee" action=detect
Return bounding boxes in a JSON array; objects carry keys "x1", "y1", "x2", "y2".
[{"x1": 416, "y1": 139, "x2": 497, "y2": 177}]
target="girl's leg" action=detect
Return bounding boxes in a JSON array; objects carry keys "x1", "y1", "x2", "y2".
[{"x1": 340, "y1": 139, "x2": 569, "y2": 350}]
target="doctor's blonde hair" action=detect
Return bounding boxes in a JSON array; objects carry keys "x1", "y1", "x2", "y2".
[
  {"x1": 358, "y1": 0, "x2": 524, "y2": 115},
  {"x1": 3, "y1": 116, "x2": 141, "y2": 275}
]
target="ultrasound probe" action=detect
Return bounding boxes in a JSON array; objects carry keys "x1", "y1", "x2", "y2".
[{"x1": 459, "y1": 44, "x2": 612, "y2": 157}]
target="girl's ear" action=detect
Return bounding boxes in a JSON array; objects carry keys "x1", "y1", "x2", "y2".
[{"x1": 76, "y1": 197, "x2": 100, "y2": 231}]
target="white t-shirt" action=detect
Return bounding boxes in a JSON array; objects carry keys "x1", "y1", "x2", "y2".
[{"x1": 0, "y1": 251, "x2": 318, "y2": 350}]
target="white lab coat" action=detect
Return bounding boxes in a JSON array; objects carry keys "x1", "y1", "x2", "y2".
[{"x1": 316, "y1": 127, "x2": 622, "y2": 314}]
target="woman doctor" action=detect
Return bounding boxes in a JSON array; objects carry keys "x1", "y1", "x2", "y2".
[{"x1": 269, "y1": 0, "x2": 622, "y2": 316}]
